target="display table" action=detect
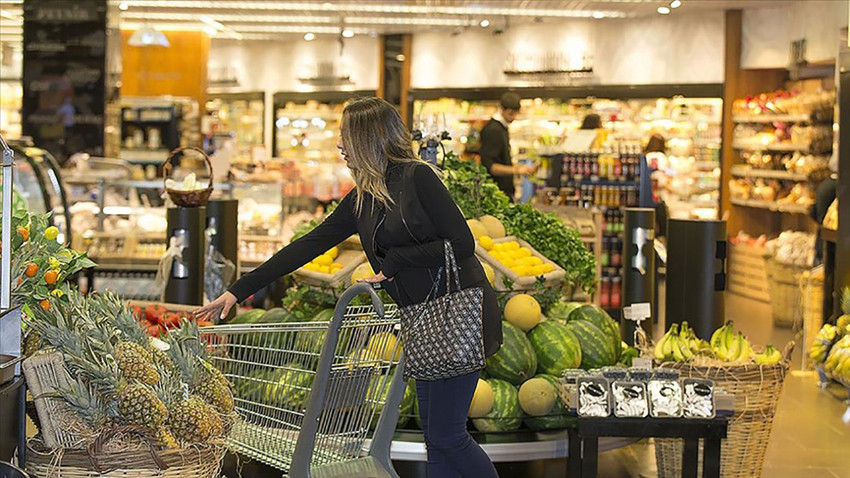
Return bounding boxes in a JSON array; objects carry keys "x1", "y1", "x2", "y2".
[{"x1": 567, "y1": 416, "x2": 728, "y2": 478}]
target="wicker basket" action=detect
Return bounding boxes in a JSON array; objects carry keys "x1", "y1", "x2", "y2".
[
  {"x1": 655, "y1": 343, "x2": 793, "y2": 478},
  {"x1": 22, "y1": 353, "x2": 91, "y2": 449},
  {"x1": 800, "y1": 266, "x2": 825, "y2": 370},
  {"x1": 764, "y1": 258, "x2": 807, "y2": 328},
  {"x1": 26, "y1": 433, "x2": 225, "y2": 478},
  {"x1": 162, "y1": 147, "x2": 214, "y2": 208}
]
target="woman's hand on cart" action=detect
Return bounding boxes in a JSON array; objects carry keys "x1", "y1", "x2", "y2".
[
  {"x1": 357, "y1": 271, "x2": 391, "y2": 284},
  {"x1": 194, "y1": 291, "x2": 237, "y2": 322}
]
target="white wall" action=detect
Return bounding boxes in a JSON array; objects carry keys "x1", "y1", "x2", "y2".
[
  {"x1": 742, "y1": 1, "x2": 849, "y2": 69},
  {"x1": 208, "y1": 36, "x2": 379, "y2": 92},
  {"x1": 411, "y1": 11, "x2": 725, "y2": 89}
]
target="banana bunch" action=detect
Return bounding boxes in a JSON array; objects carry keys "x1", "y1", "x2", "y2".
[
  {"x1": 809, "y1": 324, "x2": 838, "y2": 365},
  {"x1": 710, "y1": 322, "x2": 753, "y2": 362},
  {"x1": 754, "y1": 344, "x2": 782, "y2": 365},
  {"x1": 824, "y1": 335, "x2": 850, "y2": 383},
  {"x1": 654, "y1": 322, "x2": 710, "y2": 363}
]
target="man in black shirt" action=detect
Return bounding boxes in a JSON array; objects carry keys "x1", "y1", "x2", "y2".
[{"x1": 479, "y1": 92, "x2": 536, "y2": 200}]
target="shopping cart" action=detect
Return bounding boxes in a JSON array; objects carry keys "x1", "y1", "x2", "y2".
[{"x1": 205, "y1": 283, "x2": 405, "y2": 478}]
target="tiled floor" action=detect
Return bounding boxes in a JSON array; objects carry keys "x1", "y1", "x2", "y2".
[{"x1": 592, "y1": 292, "x2": 850, "y2": 478}]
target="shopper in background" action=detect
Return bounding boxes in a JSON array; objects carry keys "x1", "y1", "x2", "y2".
[
  {"x1": 479, "y1": 92, "x2": 537, "y2": 200},
  {"x1": 196, "y1": 97, "x2": 501, "y2": 478},
  {"x1": 811, "y1": 150, "x2": 838, "y2": 263},
  {"x1": 645, "y1": 133, "x2": 669, "y2": 239},
  {"x1": 580, "y1": 113, "x2": 602, "y2": 130}
]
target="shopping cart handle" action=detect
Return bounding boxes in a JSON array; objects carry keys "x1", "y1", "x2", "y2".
[{"x1": 338, "y1": 282, "x2": 385, "y2": 318}]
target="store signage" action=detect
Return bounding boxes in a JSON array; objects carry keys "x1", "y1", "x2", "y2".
[{"x1": 22, "y1": 0, "x2": 107, "y2": 163}]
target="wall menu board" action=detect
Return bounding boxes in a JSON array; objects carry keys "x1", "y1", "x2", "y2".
[{"x1": 22, "y1": 0, "x2": 107, "y2": 163}]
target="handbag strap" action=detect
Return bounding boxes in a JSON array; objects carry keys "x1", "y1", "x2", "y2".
[{"x1": 443, "y1": 240, "x2": 462, "y2": 293}]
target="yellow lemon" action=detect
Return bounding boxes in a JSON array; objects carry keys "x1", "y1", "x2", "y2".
[
  {"x1": 302, "y1": 262, "x2": 319, "y2": 272},
  {"x1": 316, "y1": 265, "x2": 331, "y2": 274},
  {"x1": 330, "y1": 263, "x2": 344, "y2": 273},
  {"x1": 326, "y1": 246, "x2": 339, "y2": 259},
  {"x1": 314, "y1": 254, "x2": 333, "y2": 266},
  {"x1": 540, "y1": 263, "x2": 555, "y2": 273},
  {"x1": 525, "y1": 256, "x2": 543, "y2": 266},
  {"x1": 532, "y1": 265, "x2": 549, "y2": 276},
  {"x1": 505, "y1": 241, "x2": 520, "y2": 251},
  {"x1": 492, "y1": 242, "x2": 504, "y2": 252},
  {"x1": 501, "y1": 257, "x2": 516, "y2": 268},
  {"x1": 516, "y1": 248, "x2": 531, "y2": 258},
  {"x1": 478, "y1": 235, "x2": 494, "y2": 251},
  {"x1": 512, "y1": 266, "x2": 530, "y2": 276}
]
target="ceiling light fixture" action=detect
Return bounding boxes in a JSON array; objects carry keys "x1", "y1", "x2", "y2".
[
  {"x1": 670, "y1": 0, "x2": 682, "y2": 8},
  {"x1": 303, "y1": 32, "x2": 315, "y2": 41},
  {"x1": 120, "y1": 11, "x2": 478, "y2": 27},
  {"x1": 127, "y1": 25, "x2": 170, "y2": 47},
  {"x1": 341, "y1": 28, "x2": 354, "y2": 38},
  {"x1": 395, "y1": 54, "x2": 406, "y2": 62},
  {"x1": 657, "y1": 6, "x2": 671, "y2": 14},
  {"x1": 118, "y1": 2, "x2": 129, "y2": 11},
  {"x1": 479, "y1": 19, "x2": 490, "y2": 28},
  {"x1": 592, "y1": 11, "x2": 605, "y2": 19},
  {"x1": 199, "y1": 15, "x2": 224, "y2": 30},
  {"x1": 202, "y1": 25, "x2": 217, "y2": 36}
]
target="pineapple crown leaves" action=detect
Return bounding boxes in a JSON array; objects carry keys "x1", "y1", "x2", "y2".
[
  {"x1": 58, "y1": 375, "x2": 114, "y2": 427},
  {"x1": 151, "y1": 365, "x2": 189, "y2": 410}
]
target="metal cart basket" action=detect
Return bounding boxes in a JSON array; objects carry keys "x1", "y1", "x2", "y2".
[{"x1": 205, "y1": 284, "x2": 406, "y2": 478}]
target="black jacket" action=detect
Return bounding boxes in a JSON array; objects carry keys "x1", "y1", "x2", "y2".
[
  {"x1": 229, "y1": 161, "x2": 503, "y2": 357},
  {"x1": 479, "y1": 118, "x2": 514, "y2": 199}
]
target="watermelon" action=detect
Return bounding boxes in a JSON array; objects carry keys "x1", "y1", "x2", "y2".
[
  {"x1": 370, "y1": 375, "x2": 417, "y2": 429},
  {"x1": 527, "y1": 321, "x2": 581, "y2": 376},
  {"x1": 229, "y1": 309, "x2": 265, "y2": 324},
  {"x1": 295, "y1": 308, "x2": 335, "y2": 354},
  {"x1": 523, "y1": 374, "x2": 576, "y2": 431},
  {"x1": 485, "y1": 321, "x2": 537, "y2": 385},
  {"x1": 471, "y1": 379, "x2": 522, "y2": 433},
  {"x1": 263, "y1": 365, "x2": 315, "y2": 408},
  {"x1": 569, "y1": 305, "x2": 621, "y2": 360},
  {"x1": 564, "y1": 320, "x2": 618, "y2": 370},
  {"x1": 257, "y1": 307, "x2": 291, "y2": 324},
  {"x1": 547, "y1": 300, "x2": 584, "y2": 323}
]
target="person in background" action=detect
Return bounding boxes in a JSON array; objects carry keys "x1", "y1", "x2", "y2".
[
  {"x1": 479, "y1": 92, "x2": 537, "y2": 200},
  {"x1": 644, "y1": 133, "x2": 669, "y2": 239},
  {"x1": 580, "y1": 113, "x2": 601, "y2": 130},
  {"x1": 196, "y1": 97, "x2": 501, "y2": 478},
  {"x1": 811, "y1": 150, "x2": 838, "y2": 263}
]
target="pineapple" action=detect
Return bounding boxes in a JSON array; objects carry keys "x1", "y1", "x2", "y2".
[
  {"x1": 166, "y1": 323, "x2": 234, "y2": 413},
  {"x1": 114, "y1": 341, "x2": 158, "y2": 386},
  {"x1": 155, "y1": 426, "x2": 180, "y2": 449},
  {"x1": 167, "y1": 395, "x2": 216, "y2": 444},
  {"x1": 58, "y1": 376, "x2": 111, "y2": 429},
  {"x1": 117, "y1": 381, "x2": 168, "y2": 429}
]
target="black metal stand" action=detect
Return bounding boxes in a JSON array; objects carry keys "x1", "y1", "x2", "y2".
[
  {"x1": 567, "y1": 416, "x2": 728, "y2": 478},
  {"x1": 622, "y1": 208, "x2": 655, "y2": 344},
  {"x1": 823, "y1": 228, "x2": 838, "y2": 322},
  {"x1": 164, "y1": 206, "x2": 206, "y2": 305}
]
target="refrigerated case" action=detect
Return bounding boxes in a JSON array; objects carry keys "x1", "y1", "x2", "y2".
[
  {"x1": 7, "y1": 139, "x2": 72, "y2": 244},
  {"x1": 205, "y1": 92, "x2": 265, "y2": 162}
]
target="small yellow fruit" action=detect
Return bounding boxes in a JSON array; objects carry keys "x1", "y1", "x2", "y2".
[
  {"x1": 526, "y1": 256, "x2": 543, "y2": 266},
  {"x1": 500, "y1": 257, "x2": 516, "y2": 268},
  {"x1": 351, "y1": 262, "x2": 376, "y2": 285},
  {"x1": 505, "y1": 241, "x2": 520, "y2": 251},
  {"x1": 540, "y1": 263, "x2": 555, "y2": 273},
  {"x1": 468, "y1": 379, "x2": 495, "y2": 418},
  {"x1": 367, "y1": 332, "x2": 402, "y2": 362},
  {"x1": 478, "y1": 236, "x2": 494, "y2": 251},
  {"x1": 504, "y1": 294, "x2": 542, "y2": 331},
  {"x1": 492, "y1": 242, "x2": 505, "y2": 252},
  {"x1": 302, "y1": 262, "x2": 319, "y2": 272},
  {"x1": 326, "y1": 246, "x2": 339, "y2": 259},
  {"x1": 516, "y1": 248, "x2": 531, "y2": 258},
  {"x1": 316, "y1": 265, "x2": 331, "y2": 274},
  {"x1": 532, "y1": 265, "x2": 549, "y2": 276},
  {"x1": 330, "y1": 263, "x2": 344, "y2": 273},
  {"x1": 314, "y1": 254, "x2": 333, "y2": 266},
  {"x1": 481, "y1": 262, "x2": 495, "y2": 286}
]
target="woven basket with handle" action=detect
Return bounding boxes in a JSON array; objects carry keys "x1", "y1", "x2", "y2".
[
  {"x1": 654, "y1": 342, "x2": 794, "y2": 478},
  {"x1": 162, "y1": 146, "x2": 214, "y2": 208}
]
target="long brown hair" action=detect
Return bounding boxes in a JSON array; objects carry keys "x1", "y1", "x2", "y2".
[{"x1": 341, "y1": 97, "x2": 421, "y2": 214}]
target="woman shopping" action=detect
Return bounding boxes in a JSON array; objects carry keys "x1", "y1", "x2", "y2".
[{"x1": 195, "y1": 97, "x2": 502, "y2": 478}]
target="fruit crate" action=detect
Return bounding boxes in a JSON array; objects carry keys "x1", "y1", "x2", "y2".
[
  {"x1": 291, "y1": 241, "x2": 367, "y2": 289},
  {"x1": 727, "y1": 241, "x2": 770, "y2": 303},
  {"x1": 764, "y1": 258, "x2": 806, "y2": 329},
  {"x1": 475, "y1": 236, "x2": 566, "y2": 291}
]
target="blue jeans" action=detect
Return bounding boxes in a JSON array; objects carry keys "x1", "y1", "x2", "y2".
[{"x1": 416, "y1": 371, "x2": 499, "y2": 478}]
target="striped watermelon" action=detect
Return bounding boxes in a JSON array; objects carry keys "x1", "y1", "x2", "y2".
[
  {"x1": 523, "y1": 374, "x2": 576, "y2": 431},
  {"x1": 564, "y1": 320, "x2": 618, "y2": 370},
  {"x1": 370, "y1": 375, "x2": 417, "y2": 429},
  {"x1": 471, "y1": 379, "x2": 522, "y2": 433},
  {"x1": 527, "y1": 321, "x2": 582, "y2": 376},
  {"x1": 569, "y1": 305, "x2": 621, "y2": 361},
  {"x1": 485, "y1": 321, "x2": 538, "y2": 385}
]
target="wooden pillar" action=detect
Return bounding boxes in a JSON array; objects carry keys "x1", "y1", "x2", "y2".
[
  {"x1": 836, "y1": 50, "x2": 850, "y2": 310},
  {"x1": 721, "y1": 10, "x2": 787, "y2": 236}
]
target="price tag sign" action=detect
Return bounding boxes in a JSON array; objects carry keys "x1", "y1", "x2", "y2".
[{"x1": 623, "y1": 303, "x2": 651, "y2": 322}]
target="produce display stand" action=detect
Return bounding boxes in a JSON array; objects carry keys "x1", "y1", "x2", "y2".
[
  {"x1": 569, "y1": 416, "x2": 728, "y2": 478},
  {"x1": 0, "y1": 134, "x2": 26, "y2": 467}
]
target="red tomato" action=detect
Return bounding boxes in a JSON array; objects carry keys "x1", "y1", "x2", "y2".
[
  {"x1": 196, "y1": 320, "x2": 213, "y2": 328},
  {"x1": 144, "y1": 304, "x2": 167, "y2": 323},
  {"x1": 146, "y1": 324, "x2": 162, "y2": 337},
  {"x1": 161, "y1": 312, "x2": 183, "y2": 328},
  {"x1": 131, "y1": 305, "x2": 143, "y2": 319}
]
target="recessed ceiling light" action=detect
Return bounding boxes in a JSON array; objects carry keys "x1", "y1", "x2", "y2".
[
  {"x1": 657, "y1": 6, "x2": 671, "y2": 14},
  {"x1": 304, "y1": 32, "x2": 315, "y2": 41},
  {"x1": 592, "y1": 12, "x2": 605, "y2": 19},
  {"x1": 395, "y1": 54, "x2": 406, "y2": 62},
  {"x1": 341, "y1": 28, "x2": 354, "y2": 38},
  {"x1": 202, "y1": 25, "x2": 217, "y2": 36},
  {"x1": 670, "y1": 0, "x2": 682, "y2": 8},
  {"x1": 480, "y1": 19, "x2": 490, "y2": 28},
  {"x1": 118, "y1": 2, "x2": 128, "y2": 10}
]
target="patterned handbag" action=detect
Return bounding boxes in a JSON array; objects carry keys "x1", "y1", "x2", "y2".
[{"x1": 398, "y1": 240, "x2": 485, "y2": 381}]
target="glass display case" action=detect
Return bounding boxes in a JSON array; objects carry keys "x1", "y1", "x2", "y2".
[
  {"x1": 205, "y1": 92, "x2": 265, "y2": 163},
  {"x1": 7, "y1": 139, "x2": 72, "y2": 243}
]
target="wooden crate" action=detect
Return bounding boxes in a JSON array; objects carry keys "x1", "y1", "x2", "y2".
[
  {"x1": 291, "y1": 239, "x2": 367, "y2": 289},
  {"x1": 475, "y1": 236, "x2": 566, "y2": 291},
  {"x1": 727, "y1": 242, "x2": 770, "y2": 303}
]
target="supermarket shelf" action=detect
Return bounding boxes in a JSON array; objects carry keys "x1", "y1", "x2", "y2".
[
  {"x1": 732, "y1": 141, "x2": 830, "y2": 153},
  {"x1": 729, "y1": 165, "x2": 808, "y2": 181},
  {"x1": 732, "y1": 113, "x2": 821, "y2": 123},
  {"x1": 730, "y1": 197, "x2": 811, "y2": 214},
  {"x1": 119, "y1": 149, "x2": 170, "y2": 164}
]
